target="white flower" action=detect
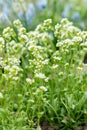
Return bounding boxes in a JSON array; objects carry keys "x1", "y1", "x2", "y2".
[
  {"x1": 19, "y1": 34, "x2": 28, "y2": 42},
  {"x1": 72, "y1": 36, "x2": 82, "y2": 43},
  {"x1": 35, "y1": 73, "x2": 46, "y2": 79},
  {"x1": 77, "y1": 67, "x2": 83, "y2": 71},
  {"x1": 13, "y1": 19, "x2": 22, "y2": 28},
  {"x1": 61, "y1": 18, "x2": 71, "y2": 25},
  {"x1": 53, "y1": 56, "x2": 62, "y2": 61},
  {"x1": 35, "y1": 24, "x2": 43, "y2": 32},
  {"x1": 0, "y1": 37, "x2": 5, "y2": 45},
  {"x1": 42, "y1": 59, "x2": 49, "y2": 65},
  {"x1": 51, "y1": 64, "x2": 58, "y2": 69},
  {"x1": 39, "y1": 86, "x2": 47, "y2": 92},
  {"x1": 26, "y1": 78, "x2": 34, "y2": 85},
  {"x1": 18, "y1": 27, "x2": 26, "y2": 34},
  {"x1": 59, "y1": 72, "x2": 64, "y2": 76},
  {"x1": 80, "y1": 42, "x2": 87, "y2": 47},
  {"x1": 43, "y1": 19, "x2": 52, "y2": 27},
  {"x1": 44, "y1": 77, "x2": 49, "y2": 82},
  {"x1": 0, "y1": 92, "x2": 3, "y2": 99},
  {"x1": 12, "y1": 77, "x2": 19, "y2": 81},
  {"x1": 3, "y1": 27, "x2": 12, "y2": 34}
]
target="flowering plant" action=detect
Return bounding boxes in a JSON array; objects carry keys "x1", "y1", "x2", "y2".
[{"x1": 0, "y1": 18, "x2": 87, "y2": 129}]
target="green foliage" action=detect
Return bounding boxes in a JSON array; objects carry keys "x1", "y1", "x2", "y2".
[{"x1": 0, "y1": 18, "x2": 87, "y2": 129}]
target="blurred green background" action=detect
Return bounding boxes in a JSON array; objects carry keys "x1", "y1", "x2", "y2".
[{"x1": 0, "y1": 0, "x2": 87, "y2": 32}]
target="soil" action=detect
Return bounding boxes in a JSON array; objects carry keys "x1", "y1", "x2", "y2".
[
  {"x1": 76, "y1": 124, "x2": 87, "y2": 130},
  {"x1": 40, "y1": 121, "x2": 59, "y2": 130},
  {"x1": 40, "y1": 121, "x2": 87, "y2": 130}
]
